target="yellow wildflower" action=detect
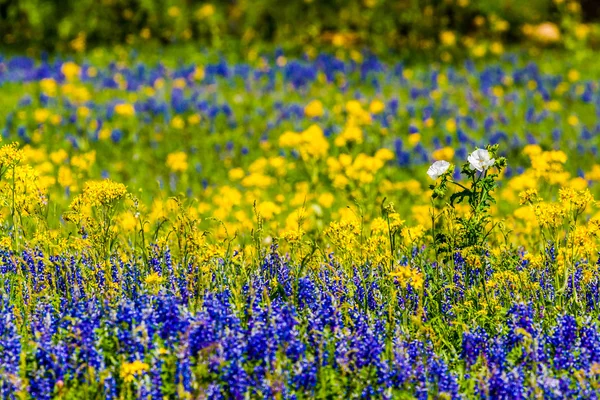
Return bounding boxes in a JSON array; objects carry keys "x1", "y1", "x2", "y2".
[
  {"x1": 166, "y1": 152, "x2": 188, "y2": 173},
  {"x1": 432, "y1": 147, "x2": 455, "y2": 161},
  {"x1": 305, "y1": 100, "x2": 324, "y2": 118},
  {"x1": 369, "y1": 99, "x2": 385, "y2": 114},
  {"x1": 79, "y1": 180, "x2": 128, "y2": 208},
  {"x1": 61, "y1": 62, "x2": 81, "y2": 81},
  {"x1": 114, "y1": 103, "x2": 135, "y2": 117},
  {"x1": 144, "y1": 272, "x2": 164, "y2": 286},
  {"x1": 120, "y1": 360, "x2": 149, "y2": 383},
  {"x1": 390, "y1": 265, "x2": 424, "y2": 289}
]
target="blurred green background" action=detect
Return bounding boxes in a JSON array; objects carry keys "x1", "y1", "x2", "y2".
[{"x1": 0, "y1": 0, "x2": 598, "y2": 59}]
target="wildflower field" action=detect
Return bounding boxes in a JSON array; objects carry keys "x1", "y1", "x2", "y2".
[{"x1": 4, "y1": 2, "x2": 600, "y2": 398}]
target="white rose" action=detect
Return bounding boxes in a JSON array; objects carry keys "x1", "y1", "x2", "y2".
[
  {"x1": 427, "y1": 160, "x2": 451, "y2": 180},
  {"x1": 468, "y1": 149, "x2": 495, "y2": 172}
]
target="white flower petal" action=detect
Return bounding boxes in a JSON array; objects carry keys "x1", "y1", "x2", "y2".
[
  {"x1": 427, "y1": 160, "x2": 451, "y2": 180},
  {"x1": 468, "y1": 149, "x2": 494, "y2": 172}
]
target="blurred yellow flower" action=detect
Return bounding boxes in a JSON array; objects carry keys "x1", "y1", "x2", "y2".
[
  {"x1": 432, "y1": 147, "x2": 455, "y2": 161},
  {"x1": 279, "y1": 125, "x2": 329, "y2": 160},
  {"x1": 369, "y1": 99, "x2": 385, "y2": 114},
  {"x1": 228, "y1": 168, "x2": 245, "y2": 180},
  {"x1": 145, "y1": 272, "x2": 164, "y2": 286},
  {"x1": 58, "y1": 166, "x2": 74, "y2": 188},
  {"x1": 257, "y1": 201, "x2": 281, "y2": 220},
  {"x1": 140, "y1": 28, "x2": 151, "y2": 40},
  {"x1": 305, "y1": 100, "x2": 324, "y2": 118},
  {"x1": 568, "y1": 69, "x2": 580, "y2": 82},
  {"x1": 575, "y1": 24, "x2": 590, "y2": 40},
  {"x1": 61, "y1": 62, "x2": 81, "y2": 81},
  {"x1": 440, "y1": 31, "x2": 456, "y2": 47},
  {"x1": 40, "y1": 79, "x2": 57, "y2": 97},
  {"x1": 34, "y1": 109, "x2": 50, "y2": 124},
  {"x1": 168, "y1": 6, "x2": 181, "y2": 17},
  {"x1": 531, "y1": 22, "x2": 561, "y2": 44},
  {"x1": 408, "y1": 133, "x2": 421, "y2": 147},
  {"x1": 568, "y1": 115, "x2": 579, "y2": 126},
  {"x1": 166, "y1": 151, "x2": 188, "y2": 173},
  {"x1": 114, "y1": 103, "x2": 135, "y2": 117},
  {"x1": 490, "y1": 42, "x2": 504, "y2": 55},
  {"x1": 171, "y1": 116, "x2": 185, "y2": 129},
  {"x1": 50, "y1": 149, "x2": 68, "y2": 165},
  {"x1": 196, "y1": 3, "x2": 215, "y2": 19},
  {"x1": 194, "y1": 67, "x2": 205, "y2": 81},
  {"x1": 118, "y1": 212, "x2": 138, "y2": 232},
  {"x1": 374, "y1": 148, "x2": 394, "y2": 162}
]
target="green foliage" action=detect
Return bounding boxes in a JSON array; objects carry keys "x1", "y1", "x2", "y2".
[{"x1": 0, "y1": 0, "x2": 585, "y2": 56}]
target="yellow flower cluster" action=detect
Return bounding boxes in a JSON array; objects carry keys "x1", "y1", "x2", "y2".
[
  {"x1": 432, "y1": 146, "x2": 455, "y2": 161},
  {"x1": 488, "y1": 270, "x2": 540, "y2": 297},
  {"x1": 279, "y1": 125, "x2": 329, "y2": 160},
  {"x1": 327, "y1": 152, "x2": 390, "y2": 187},
  {"x1": 304, "y1": 99, "x2": 324, "y2": 118},
  {"x1": 519, "y1": 188, "x2": 540, "y2": 205},
  {"x1": 40, "y1": 78, "x2": 57, "y2": 97},
  {"x1": 5, "y1": 165, "x2": 48, "y2": 216},
  {"x1": 0, "y1": 143, "x2": 24, "y2": 171},
  {"x1": 335, "y1": 120, "x2": 363, "y2": 146},
  {"x1": 525, "y1": 145, "x2": 570, "y2": 184},
  {"x1": 166, "y1": 151, "x2": 188, "y2": 172},
  {"x1": 559, "y1": 187, "x2": 594, "y2": 215},
  {"x1": 120, "y1": 360, "x2": 149, "y2": 383},
  {"x1": 324, "y1": 217, "x2": 362, "y2": 261},
  {"x1": 61, "y1": 62, "x2": 81, "y2": 81},
  {"x1": 569, "y1": 225, "x2": 594, "y2": 255},
  {"x1": 390, "y1": 265, "x2": 424, "y2": 290},
  {"x1": 80, "y1": 180, "x2": 128, "y2": 208},
  {"x1": 533, "y1": 202, "x2": 565, "y2": 229},
  {"x1": 114, "y1": 103, "x2": 136, "y2": 117},
  {"x1": 345, "y1": 100, "x2": 372, "y2": 125}
]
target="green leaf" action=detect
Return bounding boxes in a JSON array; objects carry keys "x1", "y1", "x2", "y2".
[{"x1": 450, "y1": 190, "x2": 470, "y2": 207}]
